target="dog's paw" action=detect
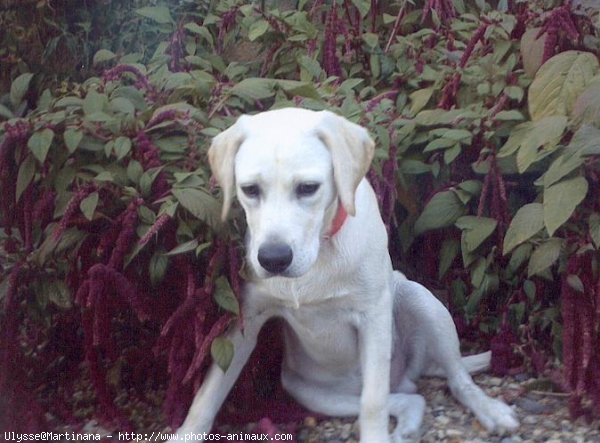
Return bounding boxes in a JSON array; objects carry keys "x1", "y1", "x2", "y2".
[
  {"x1": 474, "y1": 396, "x2": 519, "y2": 434},
  {"x1": 359, "y1": 431, "x2": 392, "y2": 443},
  {"x1": 390, "y1": 393, "x2": 425, "y2": 442}
]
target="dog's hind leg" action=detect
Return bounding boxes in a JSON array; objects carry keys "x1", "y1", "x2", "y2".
[
  {"x1": 392, "y1": 274, "x2": 519, "y2": 433},
  {"x1": 282, "y1": 371, "x2": 425, "y2": 443}
]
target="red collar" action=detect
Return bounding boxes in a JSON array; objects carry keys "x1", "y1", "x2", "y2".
[{"x1": 326, "y1": 201, "x2": 348, "y2": 238}]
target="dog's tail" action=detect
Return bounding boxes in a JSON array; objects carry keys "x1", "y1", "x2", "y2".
[
  {"x1": 461, "y1": 350, "x2": 492, "y2": 373},
  {"x1": 422, "y1": 351, "x2": 491, "y2": 377}
]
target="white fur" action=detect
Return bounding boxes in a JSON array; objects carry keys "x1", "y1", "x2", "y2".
[{"x1": 168, "y1": 108, "x2": 519, "y2": 443}]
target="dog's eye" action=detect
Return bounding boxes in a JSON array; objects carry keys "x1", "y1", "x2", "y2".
[
  {"x1": 241, "y1": 184, "x2": 260, "y2": 198},
  {"x1": 296, "y1": 183, "x2": 320, "y2": 198}
]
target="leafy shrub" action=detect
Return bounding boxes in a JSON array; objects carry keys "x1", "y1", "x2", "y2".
[{"x1": 1, "y1": 0, "x2": 599, "y2": 434}]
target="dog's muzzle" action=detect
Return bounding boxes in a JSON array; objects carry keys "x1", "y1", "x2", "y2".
[{"x1": 258, "y1": 242, "x2": 293, "y2": 274}]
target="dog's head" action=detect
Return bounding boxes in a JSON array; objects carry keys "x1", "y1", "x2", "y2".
[{"x1": 208, "y1": 108, "x2": 374, "y2": 278}]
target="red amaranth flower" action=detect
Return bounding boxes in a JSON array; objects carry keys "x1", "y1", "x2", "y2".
[
  {"x1": 138, "y1": 213, "x2": 172, "y2": 246},
  {"x1": 102, "y1": 64, "x2": 152, "y2": 90},
  {"x1": 323, "y1": 6, "x2": 342, "y2": 77},
  {"x1": 1, "y1": 120, "x2": 32, "y2": 231},
  {"x1": 31, "y1": 189, "x2": 56, "y2": 230},
  {"x1": 183, "y1": 314, "x2": 232, "y2": 384},
  {"x1": 22, "y1": 188, "x2": 33, "y2": 252},
  {"x1": 422, "y1": 0, "x2": 456, "y2": 25},
  {"x1": 108, "y1": 198, "x2": 143, "y2": 270},
  {"x1": 459, "y1": 22, "x2": 488, "y2": 69},
  {"x1": 536, "y1": 3, "x2": 579, "y2": 63},
  {"x1": 52, "y1": 184, "x2": 97, "y2": 241},
  {"x1": 133, "y1": 131, "x2": 170, "y2": 198}
]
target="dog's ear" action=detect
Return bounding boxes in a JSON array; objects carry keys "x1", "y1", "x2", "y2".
[
  {"x1": 208, "y1": 115, "x2": 248, "y2": 220},
  {"x1": 316, "y1": 111, "x2": 375, "y2": 216}
]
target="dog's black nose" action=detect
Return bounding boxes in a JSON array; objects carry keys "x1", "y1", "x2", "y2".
[{"x1": 258, "y1": 243, "x2": 293, "y2": 274}]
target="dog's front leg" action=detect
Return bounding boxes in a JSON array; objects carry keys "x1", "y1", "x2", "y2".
[
  {"x1": 167, "y1": 303, "x2": 273, "y2": 442},
  {"x1": 358, "y1": 288, "x2": 393, "y2": 443}
]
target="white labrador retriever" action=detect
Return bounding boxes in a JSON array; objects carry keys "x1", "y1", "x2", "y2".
[{"x1": 169, "y1": 108, "x2": 518, "y2": 443}]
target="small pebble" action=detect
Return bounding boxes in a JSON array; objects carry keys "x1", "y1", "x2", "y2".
[
  {"x1": 303, "y1": 416, "x2": 317, "y2": 428},
  {"x1": 516, "y1": 396, "x2": 552, "y2": 414}
]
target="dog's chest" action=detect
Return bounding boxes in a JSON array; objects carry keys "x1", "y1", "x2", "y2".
[{"x1": 280, "y1": 301, "x2": 361, "y2": 369}]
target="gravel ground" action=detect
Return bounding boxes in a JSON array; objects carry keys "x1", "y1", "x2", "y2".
[
  {"x1": 295, "y1": 374, "x2": 600, "y2": 443},
  {"x1": 64, "y1": 373, "x2": 600, "y2": 442}
]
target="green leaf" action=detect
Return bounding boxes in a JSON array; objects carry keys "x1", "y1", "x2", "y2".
[
  {"x1": 464, "y1": 292, "x2": 485, "y2": 322},
  {"x1": 248, "y1": 19, "x2": 270, "y2": 41},
  {"x1": 184, "y1": 23, "x2": 214, "y2": 47},
  {"x1": 16, "y1": 155, "x2": 36, "y2": 202},
  {"x1": 423, "y1": 137, "x2": 456, "y2": 152},
  {"x1": 455, "y1": 216, "x2": 497, "y2": 252},
  {"x1": 114, "y1": 136, "x2": 132, "y2": 160},
  {"x1": 508, "y1": 243, "x2": 532, "y2": 275},
  {"x1": 298, "y1": 55, "x2": 322, "y2": 81},
  {"x1": 493, "y1": 110, "x2": 525, "y2": 121},
  {"x1": 520, "y1": 27, "x2": 546, "y2": 77},
  {"x1": 139, "y1": 166, "x2": 164, "y2": 197},
  {"x1": 79, "y1": 192, "x2": 99, "y2": 221},
  {"x1": 443, "y1": 144, "x2": 461, "y2": 164},
  {"x1": 28, "y1": 128, "x2": 54, "y2": 163},
  {"x1": 211, "y1": 336, "x2": 234, "y2": 372},
  {"x1": 95, "y1": 171, "x2": 114, "y2": 182},
  {"x1": 443, "y1": 129, "x2": 473, "y2": 142},
  {"x1": 399, "y1": 159, "x2": 430, "y2": 174},
  {"x1": 10, "y1": 73, "x2": 34, "y2": 107},
  {"x1": 504, "y1": 86, "x2": 524, "y2": 101},
  {"x1": 543, "y1": 177, "x2": 588, "y2": 236},
  {"x1": 572, "y1": 82, "x2": 600, "y2": 126},
  {"x1": 542, "y1": 153, "x2": 583, "y2": 189},
  {"x1": 275, "y1": 80, "x2": 321, "y2": 100},
  {"x1": 414, "y1": 109, "x2": 480, "y2": 126},
  {"x1": 136, "y1": 6, "x2": 173, "y2": 24},
  {"x1": 127, "y1": 160, "x2": 144, "y2": 184},
  {"x1": 47, "y1": 280, "x2": 72, "y2": 309},
  {"x1": 528, "y1": 51, "x2": 599, "y2": 121},
  {"x1": 172, "y1": 188, "x2": 222, "y2": 228},
  {"x1": 0, "y1": 103, "x2": 13, "y2": 119},
  {"x1": 196, "y1": 241, "x2": 211, "y2": 256},
  {"x1": 165, "y1": 238, "x2": 199, "y2": 256},
  {"x1": 590, "y1": 213, "x2": 600, "y2": 249},
  {"x1": 351, "y1": 0, "x2": 371, "y2": 17},
  {"x1": 138, "y1": 205, "x2": 156, "y2": 224},
  {"x1": 83, "y1": 90, "x2": 107, "y2": 115},
  {"x1": 570, "y1": 124, "x2": 600, "y2": 157},
  {"x1": 214, "y1": 276, "x2": 240, "y2": 315},
  {"x1": 362, "y1": 32, "x2": 379, "y2": 49},
  {"x1": 498, "y1": 116, "x2": 567, "y2": 173},
  {"x1": 109, "y1": 97, "x2": 136, "y2": 116},
  {"x1": 439, "y1": 238, "x2": 460, "y2": 279},
  {"x1": 527, "y1": 238, "x2": 563, "y2": 277},
  {"x1": 503, "y1": 203, "x2": 544, "y2": 254},
  {"x1": 230, "y1": 78, "x2": 275, "y2": 100},
  {"x1": 567, "y1": 274, "x2": 584, "y2": 293},
  {"x1": 409, "y1": 88, "x2": 434, "y2": 115},
  {"x1": 149, "y1": 251, "x2": 169, "y2": 285},
  {"x1": 64, "y1": 128, "x2": 83, "y2": 153},
  {"x1": 369, "y1": 54, "x2": 380, "y2": 79},
  {"x1": 414, "y1": 190, "x2": 466, "y2": 235},
  {"x1": 457, "y1": 180, "x2": 482, "y2": 196},
  {"x1": 93, "y1": 49, "x2": 116, "y2": 65},
  {"x1": 523, "y1": 279, "x2": 536, "y2": 302}
]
